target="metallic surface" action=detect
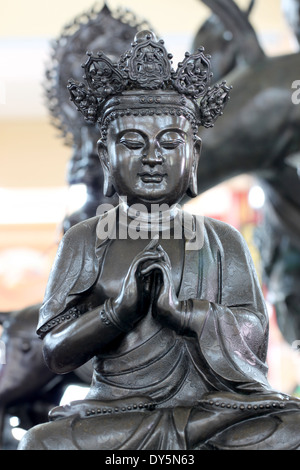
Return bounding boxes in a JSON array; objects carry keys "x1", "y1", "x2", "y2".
[{"x1": 18, "y1": 30, "x2": 300, "y2": 450}]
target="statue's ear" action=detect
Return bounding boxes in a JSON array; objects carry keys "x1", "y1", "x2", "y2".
[
  {"x1": 186, "y1": 135, "x2": 202, "y2": 198},
  {"x1": 97, "y1": 138, "x2": 116, "y2": 197}
]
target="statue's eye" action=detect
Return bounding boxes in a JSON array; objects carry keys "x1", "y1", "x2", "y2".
[
  {"x1": 160, "y1": 139, "x2": 184, "y2": 149},
  {"x1": 120, "y1": 138, "x2": 144, "y2": 150},
  {"x1": 159, "y1": 131, "x2": 185, "y2": 149},
  {"x1": 119, "y1": 132, "x2": 145, "y2": 150}
]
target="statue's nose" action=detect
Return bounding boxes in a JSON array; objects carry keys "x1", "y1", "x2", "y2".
[{"x1": 141, "y1": 145, "x2": 164, "y2": 166}]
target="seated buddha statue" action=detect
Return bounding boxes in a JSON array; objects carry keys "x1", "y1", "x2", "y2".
[{"x1": 19, "y1": 31, "x2": 300, "y2": 450}]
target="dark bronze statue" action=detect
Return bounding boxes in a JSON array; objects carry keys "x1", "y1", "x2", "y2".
[{"x1": 19, "y1": 31, "x2": 300, "y2": 450}]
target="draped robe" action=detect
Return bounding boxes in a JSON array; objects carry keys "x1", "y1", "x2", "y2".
[{"x1": 19, "y1": 208, "x2": 300, "y2": 450}]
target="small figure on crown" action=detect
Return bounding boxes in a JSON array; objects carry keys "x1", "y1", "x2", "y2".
[{"x1": 19, "y1": 31, "x2": 300, "y2": 451}]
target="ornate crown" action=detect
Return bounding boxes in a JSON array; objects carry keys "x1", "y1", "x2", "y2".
[{"x1": 68, "y1": 30, "x2": 231, "y2": 129}]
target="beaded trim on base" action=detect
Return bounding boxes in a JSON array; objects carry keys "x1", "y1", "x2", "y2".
[{"x1": 85, "y1": 401, "x2": 157, "y2": 417}]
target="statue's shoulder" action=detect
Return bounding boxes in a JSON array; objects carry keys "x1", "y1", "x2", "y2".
[
  {"x1": 201, "y1": 215, "x2": 251, "y2": 259},
  {"x1": 38, "y1": 215, "x2": 104, "y2": 333},
  {"x1": 202, "y1": 215, "x2": 241, "y2": 236},
  {"x1": 63, "y1": 206, "x2": 118, "y2": 246},
  {"x1": 59, "y1": 214, "x2": 110, "y2": 254},
  {"x1": 62, "y1": 215, "x2": 100, "y2": 242},
  {"x1": 49, "y1": 215, "x2": 102, "y2": 276},
  {"x1": 191, "y1": 214, "x2": 248, "y2": 250}
]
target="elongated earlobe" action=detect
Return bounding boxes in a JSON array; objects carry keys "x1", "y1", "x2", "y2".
[
  {"x1": 97, "y1": 138, "x2": 116, "y2": 198},
  {"x1": 186, "y1": 170, "x2": 198, "y2": 198},
  {"x1": 186, "y1": 136, "x2": 202, "y2": 198},
  {"x1": 103, "y1": 172, "x2": 116, "y2": 198}
]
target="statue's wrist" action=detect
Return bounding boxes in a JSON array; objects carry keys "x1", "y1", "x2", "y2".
[
  {"x1": 187, "y1": 299, "x2": 210, "y2": 334},
  {"x1": 178, "y1": 299, "x2": 193, "y2": 334},
  {"x1": 161, "y1": 300, "x2": 190, "y2": 334},
  {"x1": 100, "y1": 298, "x2": 131, "y2": 333},
  {"x1": 176, "y1": 299, "x2": 210, "y2": 335}
]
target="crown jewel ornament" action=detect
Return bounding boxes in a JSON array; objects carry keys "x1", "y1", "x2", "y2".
[{"x1": 68, "y1": 30, "x2": 231, "y2": 129}]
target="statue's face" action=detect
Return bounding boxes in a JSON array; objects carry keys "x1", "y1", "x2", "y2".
[{"x1": 105, "y1": 114, "x2": 199, "y2": 207}]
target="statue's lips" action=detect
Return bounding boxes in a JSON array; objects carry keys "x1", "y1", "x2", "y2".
[{"x1": 138, "y1": 172, "x2": 167, "y2": 183}]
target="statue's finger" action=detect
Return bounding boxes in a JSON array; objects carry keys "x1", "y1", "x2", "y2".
[
  {"x1": 141, "y1": 261, "x2": 168, "y2": 277},
  {"x1": 143, "y1": 235, "x2": 159, "y2": 251}
]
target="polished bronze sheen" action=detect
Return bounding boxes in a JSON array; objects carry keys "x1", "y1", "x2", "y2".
[{"x1": 18, "y1": 30, "x2": 300, "y2": 451}]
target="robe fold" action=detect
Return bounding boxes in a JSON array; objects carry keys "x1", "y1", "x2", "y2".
[{"x1": 19, "y1": 208, "x2": 300, "y2": 450}]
